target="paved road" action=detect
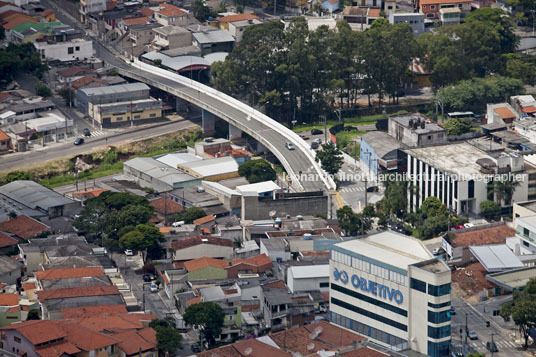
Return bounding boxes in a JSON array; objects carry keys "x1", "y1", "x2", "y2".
[
  {"x1": 451, "y1": 295, "x2": 526, "y2": 356},
  {"x1": 0, "y1": 119, "x2": 198, "y2": 172}
]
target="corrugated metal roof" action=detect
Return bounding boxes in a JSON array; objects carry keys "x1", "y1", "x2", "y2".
[
  {"x1": 192, "y1": 30, "x2": 234, "y2": 44},
  {"x1": 0, "y1": 180, "x2": 75, "y2": 211},
  {"x1": 141, "y1": 52, "x2": 209, "y2": 72},
  {"x1": 79, "y1": 83, "x2": 149, "y2": 97},
  {"x1": 469, "y1": 245, "x2": 524, "y2": 272}
]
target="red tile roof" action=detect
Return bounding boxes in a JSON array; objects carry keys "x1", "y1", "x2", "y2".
[
  {"x1": 2, "y1": 15, "x2": 38, "y2": 30},
  {"x1": 61, "y1": 304, "x2": 128, "y2": 319},
  {"x1": 230, "y1": 253, "x2": 271, "y2": 268},
  {"x1": 264, "y1": 280, "x2": 286, "y2": 289},
  {"x1": 0, "y1": 215, "x2": 49, "y2": 239},
  {"x1": 187, "y1": 296, "x2": 201, "y2": 306},
  {"x1": 59, "y1": 320, "x2": 120, "y2": 351},
  {"x1": 197, "y1": 338, "x2": 292, "y2": 357},
  {"x1": 522, "y1": 105, "x2": 536, "y2": 114},
  {"x1": 420, "y1": 0, "x2": 470, "y2": 4},
  {"x1": 149, "y1": 197, "x2": 183, "y2": 215},
  {"x1": 452, "y1": 225, "x2": 515, "y2": 248},
  {"x1": 0, "y1": 231, "x2": 18, "y2": 248},
  {"x1": 141, "y1": 6, "x2": 154, "y2": 17},
  {"x1": 270, "y1": 327, "x2": 333, "y2": 355},
  {"x1": 36, "y1": 267, "x2": 105, "y2": 280},
  {"x1": 123, "y1": 16, "x2": 149, "y2": 26},
  {"x1": 57, "y1": 66, "x2": 96, "y2": 78},
  {"x1": 0, "y1": 129, "x2": 10, "y2": 141},
  {"x1": 368, "y1": 8, "x2": 381, "y2": 17},
  {"x1": 159, "y1": 227, "x2": 172, "y2": 234},
  {"x1": 0, "y1": 320, "x2": 67, "y2": 345},
  {"x1": 0, "y1": 10, "x2": 24, "y2": 22},
  {"x1": 0, "y1": 294, "x2": 18, "y2": 306},
  {"x1": 170, "y1": 235, "x2": 234, "y2": 250},
  {"x1": 113, "y1": 328, "x2": 156, "y2": 355},
  {"x1": 40, "y1": 9, "x2": 55, "y2": 17},
  {"x1": 74, "y1": 313, "x2": 156, "y2": 332},
  {"x1": 22, "y1": 282, "x2": 36, "y2": 291},
  {"x1": 35, "y1": 341, "x2": 81, "y2": 357},
  {"x1": 184, "y1": 257, "x2": 228, "y2": 272},
  {"x1": 193, "y1": 214, "x2": 215, "y2": 226},
  {"x1": 70, "y1": 76, "x2": 107, "y2": 90},
  {"x1": 37, "y1": 285, "x2": 120, "y2": 302},
  {"x1": 494, "y1": 107, "x2": 516, "y2": 119},
  {"x1": 217, "y1": 13, "x2": 258, "y2": 22},
  {"x1": 72, "y1": 188, "x2": 108, "y2": 199},
  {"x1": 158, "y1": 4, "x2": 187, "y2": 17}
]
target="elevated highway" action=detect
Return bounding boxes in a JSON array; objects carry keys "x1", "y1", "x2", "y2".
[{"x1": 95, "y1": 42, "x2": 335, "y2": 192}]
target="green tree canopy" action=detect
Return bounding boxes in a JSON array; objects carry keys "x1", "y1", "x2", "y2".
[
  {"x1": 480, "y1": 200, "x2": 501, "y2": 220},
  {"x1": 119, "y1": 223, "x2": 164, "y2": 251},
  {"x1": 443, "y1": 118, "x2": 473, "y2": 136},
  {"x1": 2, "y1": 171, "x2": 31, "y2": 184},
  {"x1": 500, "y1": 278, "x2": 536, "y2": 348},
  {"x1": 26, "y1": 309, "x2": 40, "y2": 320},
  {"x1": 315, "y1": 143, "x2": 343, "y2": 176},
  {"x1": 238, "y1": 159, "x2": 277, "y2": 183},
  {"x1": 183, "y1": 302, "x2": 224, "y2": 348},
  {"x1": 336, "y1": 205, "x2": 371, "y2": 236},
  {"x1": 35, "y1": 83, "x2": 52, "y2": 97},
  {"x1": 173, "y1": 206, "x2": 207, "y2": 224},
  {"x1": 149, "y1": 318, "x2": 183, "y2": 354}
]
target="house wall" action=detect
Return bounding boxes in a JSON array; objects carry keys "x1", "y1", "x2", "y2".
[
  {"x1": 187, "y1": 266, "x2": 227, "y2": 281},
  {"x1": 287, "y1": 272, "x2": 329, "y2": 293},
  {"x1": 0, "y1": 310, "x2": 22, "y2": 327},
  {"x1": 0, "y1": 138, "x2": 10, "y2": 152},
  {"x1": 241, "y1": 194, "x2": 328, "y2": 221},
  {"x1": 168, "y1": 31, "x2": 192, "y2": 49},
  {"x1": 34, "y1": 40, "x2": 93, "y2": 62},
  {"x1": 0, "y1": 267, "x2": 21, "y2": 285},
  {"x1": 1, "y1": 330, "x2": 40, "y2": 357},
  {"x1": 420, "y1": 1, "x2": 470, "y2": 19},
  {"x1": 173, "y1": 244, "x2": 233, "y2": 261}
]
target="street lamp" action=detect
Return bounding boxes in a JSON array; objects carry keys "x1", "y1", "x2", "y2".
[{"x1": 531, "y1": 10, "x2": 535, "y2": 37}]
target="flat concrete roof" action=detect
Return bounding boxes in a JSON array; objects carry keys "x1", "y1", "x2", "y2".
[
  {"x1": 361, "y1": 131, "x2": 403, "y2": 159},
  {"x1": 405, "y1": 142, "x2": 495, "y2": 179},
  {"x1": 289, "y1": 264, "x2": 329, "y2": 279},
  {"x1": 516, "y1": 200, "x2": 536, "y2": 213},
  {"x1": 486, "y1": 266, "x2": 536, "y2": 291},
  {"x1": 334, "y1": 231, "x2": 434, "y2": 271},
  {"x1": 516, "y1": 215, "x2": 536, "y2": 230},
  {"x1": 236, "y1": 181, "x2": 280, "y2": 195},
  {"x1": 180, "y1": 156, "x2": 238, "y2": 177},
  {"x1": 80, "y1": 83, "x2": 149, "y2": 97}
]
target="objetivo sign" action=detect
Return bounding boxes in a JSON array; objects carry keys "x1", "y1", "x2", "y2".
[{"x1": 333, "y1": 268, "x2": 403, "y2": 304}]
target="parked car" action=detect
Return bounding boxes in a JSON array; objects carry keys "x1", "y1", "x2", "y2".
[
  {"x1": 311, "y1": 141, "x2": 319, "y2": 150},
  {"x1": 450, "y1": 306, "x2": 456, "y2": 315},
  {"x1": 83, "y1": 128, "x2": 91, "y2": 137},
  {"x1": 286, "y1": 141, "x2": 295, "y2": 150},
  {"x1": 486, "y1": 341, "x2": 498, "y2": 352},
  {"x1": 150, "y1": 283, "x2": 158, "y2": 293},
  {"x1": 314, "y1": 138, "x2": 322, "y2": 144},
  {"x1": 343, "y1": 126, "x2": 357, "y2": 132},
  {"x1": 74, "y1": 138, "x2": 84, "y2": 145},
  {"x1": 454, "y1": 225, "x2": 465, "y2": 230},
  {"x1": 311, "y1": 129, "x2": 323, "y2": 135},
  {"x1": 124, "y1": 249, "x2": 133, "y2": 256},
  {"x1": 464, "y1": 222, "x2": 475, "y2": 228},
  {"x1": 191, "y1": 344, "x2": 201, "y2": 353},
  {"x1": 468, "y1": 331, "x2": 478, "y2": 340},
  {"x1": 143, "y1": 274, "x2": 152, "y2": 282}
]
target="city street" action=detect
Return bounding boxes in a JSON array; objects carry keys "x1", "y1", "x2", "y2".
[{"x1": 451, "y1": 295, "x2": 524, "y2": 356}]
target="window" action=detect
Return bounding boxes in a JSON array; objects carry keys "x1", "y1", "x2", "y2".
[
  {"x1": 331, "y1": 297, "x2": 407, "y2": 331},
  {"x1": 524, "y1": 241, "x2": 530, "y2": 247},
  {"x1": 430, "y1": 5, "x2": 435, "y2": 9},
  {"x1": 428, "y1": 325, "x2": 451, "y2": 339},
  {"x1": 134, "y1": 115, "x2": 141, "y2": 119},
  {"x1": 116, "y1": 117, "x2": 123, "y2": 121},
  {"x1": 68, "y1": 47, "x2": 74, "y2": 54},
  {"x1": 426, "y1": 13, "x2": 435, "y2": 18},
  {"x1": 14, "y1": 337, "x2": 21, "y2": 343},
  {"x1": 428, "y1": 309, "x2": 451, "y2": 324},
  {"x1": 423, "y1": 4, "x2": 426, "y2": 7},
  {"x1": 331, "y1": 283, "x2": 407, "y2": 316},
  {"x1": 150, "y1": 113, "x2": 157, "y2": 117},
  {"x1": 428, "y1": 283, "x2": 451, "y2": 297},
  {"x1": 428, "y1": 340, "x2": 450, "y2": 357},
  {"x1": 524, "y1": 228, "x2": 530, "y2": 236},
  {"x1": 427, "y1": 135, "x2": 432, "y2": 140},
  {"x1": 458, "y1": 3, "x2": 462, "y2": 6},
  {"x1": 428, "y1": 301, "x2": 451, "y2": 309},
  {"x1": 468, "y1": 180, "x2": 475, "y2": 199},
  {"x1": 319, "y1": 282, "x2": 329, "y2": 288},
  {"x1": 75, "y1": 46, "x2": 80, "y2": 51},
  {"x1": 410, "y1": 278, "x2": 426, "y2": 293},
  {"x1": 103, "y1": 117, "x2": 111, "y2": 121}
]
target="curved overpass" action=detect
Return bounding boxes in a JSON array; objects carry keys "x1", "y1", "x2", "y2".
[{"x1": 96, "y1": 44, "x2": 335, "y2": 192}]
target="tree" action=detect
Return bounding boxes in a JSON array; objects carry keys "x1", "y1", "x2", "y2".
[
  {"x1": 315, "y1": 143, "x2": 343, "y2": 176},
  {"x1": 505, "y1": 54, "x2": 536, "y2": 85},
  {"x1": 500, "y1": 278, "x2": 536, "y2": 348},
  {"x1": 465, "y1": 8, "x2": 518, "y2": 54},
  {"x1": 421, "y1": 197, "x2": 448, "y2": 217},
  {"x1": 193, "y1": 0, "x2": 214, "y2": 22},
  {"x1": 183, "y1": 302, "x2": 224, "y2": 348},
  {"x1": 336, "y1": 205, "x2": 371, "y2": 236},
  {"x1": 2, "y1": 171, "x2": 31, "y2": 184},
  {"x1": 238, "y1": 159, "x2": 277, "y2": 183},
  {"x1": 26, "y1": 309, "x2": 40, "y2": 320},
  {"x1": 480, "y1": 200, "x2": 501, "y2": 220},
  {"x1": 119, "y1": 223, "x2": 164, "y2": 251},
  {"x1": 149, "y1": 318, "x2": 183, "y2": 354},
  {"x1": 443, "y1": 118, "x2": 473, "y2": 136},
  {"x1": 0, "y1": 25, "x2": 5, "y2": 41},
  {"x1": 173, "y1": 206, "x2": 207, "y2": 224},
  {"x1": 380, "y1": 176, "x2": 411, "y2": 217},
  {"x1": 491, "y1": 176, "x2": 521, "y2": 206},
  {"x1": 58, "y1": 88, "x2": 75, "y2": 107},
  {"x1": 34, "y1": 83, "x2": 52, "y2": 97}
]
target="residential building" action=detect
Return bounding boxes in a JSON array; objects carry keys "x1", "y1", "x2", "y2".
[
  {"x1": 260, "y1": 239, "x2": 290, "y2": 262},
  {"x1": 113, "y1": 328, "x2": 157, "y2": 357},
  {"x1": 0, "y1": 180, "x2": 80, "y2": 219},
  {"x1": 0, "y1": 129, "x2": 11, "y2": 152},
  {"x1": 241, "y1": 191, "x2": 328, "y2": 220},
  {"x1": 388, "y1": 113, "x2": 447, "y2": 148},
  {"x1": 88, "y1": 98, "x2": 163, "y2": 128},
  {"x1": 149, "y1": 197, "x2": 183, "y2": 224},
  {"x1": 154, "y1": 4, "x2": 193, "y2": 26},
  {"x1": 0, "y1": 232, "x2": 19, "y2": 255},
  {"x1": 153, "y1": 25, "x2": 191, "y2": 49},
  {"x1": 0, "y1": 98, "x2": 55, "y2": 123},
  {"x1": 70, "y1": 76, "x2": 107, "y2": 90},
  {"x1": 37, "y1": 285, "x2": 125, "y2": 319},
  {"x1": 227, "y1": 18, "x2": 262, "y2": 42},
  {"x1": 0, "y1": 256, "x2": 22, "y2": 285},
  {"x1": 388, "y1": 13, "x2": 425, "y2": 37},
  {"x1": 34, "y1": 38, "x2": 93, "y2": 62},
  {"x1": 330, "y1": 231, "x2": 451, "y2": 356},
  {"x1": 184, "y1": 257, "x2": 228, "y2": 280},
  {"x1": 261, "y1": 280, "x2": 293, "y2": 329},
  {"x1": 439, "y1": 7, "x2": 460, "y2": 25},
  {"x1": 226, "y1": 254, "x2": 272, "y2": 278},
  {"x1": 79, "y1": 0, "x2": 106, "y2": 24},
  {"x1": 56, "y1": 66, "x2": 97, "y2": 86},
  {"x1": 487, "y1": 103, "x2": 518, "y2": 126},
  {"x1": 34, "y1": 267, "x2": 110, "y2": 290},
  {"x1": 123, "y1": 157, "x2": 201, "y2": 192},
  {"x1": 170, "y1": 235, "x2": 234, "y2": 261},
  {"x1": 510, "y1": 95, "x2": 536, "y2": 117},
  {"x1": 360, "y1": 131, "x2": 406, "y2": 179},
  {"x1": 418, "y1": 0, "x2": 471, "y2": 20},
  {"x1": 0, "y1": 215, "x2": 49, "y2": 239},
  {"x1": 406, "y1": 142, "x2": 528, "y2": 214},
  {"x1": 321, "y1": 0, "x2": 340, "y2": 13},
  {"x1": 287, "y1": 264, "x2": 329, "y2": 293},
  {"x1": 0, "y1": 294, "x2": 24, "y2": 327},
  {"x1": 216, "y1": 14, "x2": 258, "y2": 30}
]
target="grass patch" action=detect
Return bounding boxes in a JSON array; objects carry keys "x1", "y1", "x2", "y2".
[
  {"x1": 40, "y1": 162, "x2": 124, "y2": 188},
  {"x1": 336, "y1": 130, "x2": 367, "y2": 151}
]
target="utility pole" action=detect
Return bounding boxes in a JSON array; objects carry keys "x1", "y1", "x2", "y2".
[
  {"x1": 464, "y1": 312, "x2": 470, "y2": 355},
  {"x1": 354, "y1": 140, "x2": 357, "y2": 173},
  {"x1": 320, "y1": 115, "x2": 327, "y2": 143},
  {"x1": 490, "y1": 333, "x2": 496, "y2": 357}
]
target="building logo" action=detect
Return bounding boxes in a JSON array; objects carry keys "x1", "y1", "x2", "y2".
[{"x1": 333, "y1": 268, "x2": 403, "y2": 304}]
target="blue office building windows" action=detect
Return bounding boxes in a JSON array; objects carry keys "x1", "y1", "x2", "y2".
[
  {"x1": 428, "y1": 340, "x2": 450, "y2": 357},
  {"x1": 410, "y1": 278, "x2": 426, "y2": 293},
  {"x1": 428, "y1": 301, "x2": 450, "y2": 309},
  {"x1": 428, "y1": 310, "x2": 451, "y2": 324},
  {"x1": 428, "y1": 283, "x2": 451, "y2": 297},
  {"x1": 428, "y1": 325, "x2": 451, "y2": 339}
]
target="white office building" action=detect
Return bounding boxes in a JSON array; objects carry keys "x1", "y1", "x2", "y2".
[{"x1": 329, "y1": 231, "x2": 451, "y2": 357}]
